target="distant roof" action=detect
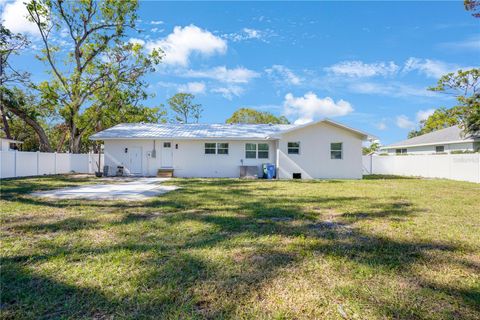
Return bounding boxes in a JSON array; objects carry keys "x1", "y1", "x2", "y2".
[
  {"x1": 89, "y1": 119, "x2": 373, "y2": 141},
  {"x1": 381, "y1": 125, "x2": 479, "y2": 149},
  {"x1": 90, "y1": 123, "x2": 296, "y2": 140}
]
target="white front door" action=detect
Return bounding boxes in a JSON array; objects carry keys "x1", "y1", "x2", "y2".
[
  {"x1": 128, "y1": 147, "x2": 142, "y2": 175},
  {"x1": 161, "y1": 141, "x2": 173, "y2": 168}
]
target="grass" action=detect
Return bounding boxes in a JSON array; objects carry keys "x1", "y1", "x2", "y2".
[{"x1": 1, "y1": 175, "x2": 479, "y2": 319}]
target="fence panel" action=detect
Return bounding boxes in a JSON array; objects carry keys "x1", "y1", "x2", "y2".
[
  {"x1": 55, "y1": 153, "x2": 71, "y2": 174},
  {"x1": 0, "y1": 151, "x2": 102, "y2": 179},
  {"x1": 363, "y1": 154, "x2": 480, "y2": 183},
  {"x1": 16, "y1": 152, "x2": 38, "y2": 177},
  {"x1": 38, "y1": 152, "x2": 56, "y2": 175},
  {"x1": 0, "y1": 151, "x2": 16, "y2": 178}
]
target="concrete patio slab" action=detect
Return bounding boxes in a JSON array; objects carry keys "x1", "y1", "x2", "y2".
[{"x1": 31, "y1": 178, "x2": 178, "y2": 201}]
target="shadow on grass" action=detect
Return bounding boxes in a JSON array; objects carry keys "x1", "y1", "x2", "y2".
[
  {"x1": 1, "y1": 178, "x2": 479, "y2": 319},
  {"x1": 363, "y1": 174, "x2": 417, "y2": 180}
]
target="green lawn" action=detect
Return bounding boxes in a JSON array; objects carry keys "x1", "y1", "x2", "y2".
[{"x1": 1, "y1": 175, "x2": 479, "y2": 319}]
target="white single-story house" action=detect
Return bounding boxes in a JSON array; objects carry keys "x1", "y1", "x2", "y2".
[
  {"x1": 90, "y1": 119, "x2": 372, "y2": 179},
  {"x1": 380, "y1": 125, "x2": 480, "y2": 155}
]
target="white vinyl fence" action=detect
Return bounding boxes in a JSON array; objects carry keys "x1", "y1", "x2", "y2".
[
  {"x1": 0, "y1": 151, "x2": 103, "y2": 179},
  {"x1": 363, "y1": 153, "x2": 480, "y2": 183}
]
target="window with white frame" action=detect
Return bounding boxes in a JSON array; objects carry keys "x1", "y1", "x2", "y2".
[
  {"x1": 288, "y1": 142, "x2": 300, "y2": 154},
  {"x1": 245, "y1": 143, "x2": 269, "y2": 159},
  {"x1": 395, "y1": 148, "x2": 407, "y2": 155},
  {"x1": 217, "y1": 143, "x2": 229, "y2": 155},
  {"x1": 205, "y1": 143, "x2": 229, "y2": 155},
  {"x1": 245, "y1": 143, "x2": 257, "y2": 158},
  {"x1": 258, "y1": 143, "x2": 269, "y2": 159},
  {"x1": 435, "y1": 145, "x2": 445, "y2": 153},
  {"x1": 330, "y1": 142, "x2": 343, "y2": 159},
  {"x1": 205, "y1": 143, "x2": 216, "y2": 154}
]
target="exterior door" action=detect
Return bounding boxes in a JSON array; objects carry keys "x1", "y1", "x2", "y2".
[
  {"x1": 128, "y1": 147, "x2": 142, "y2": 175},
  {"x1": 161, "y1": 142, "x2": 173, "y2": 168}
]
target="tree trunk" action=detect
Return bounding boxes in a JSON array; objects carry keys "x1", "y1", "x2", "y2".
[
  {"x1": 56, "y1": 127, "x2": 68, "y2": 152},
  {"x1": 4, "y1": 102, "x2": 53, "y2": 152},
  {"x1": 0, "y1": 103, "x2": 12, "y2": 139}
]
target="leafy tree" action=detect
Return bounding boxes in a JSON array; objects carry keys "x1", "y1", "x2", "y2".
[
  {"x1": 465, "y1": 0, "x2": 480, "y2": 18},
  {"x1": 429, "y1": 69, "x2": 480, "y2": 136},
  {"x1": 362, "y1": 141, "x2": 380, "y2": 155},
  {"x1": 0, "y1": 25, "x2": 49, "y2": 147},
  {"x1": 167, "y1": 93, "x2": 202, "y2": 124},
  {"x1": 0, "y1": 87, "x2": 55, "y2": 151},
  {"x1": 226, "y1": 108, "x2": 290, "y2": 124},
  {"x1": 26, "y1": 0, "x2": 162, "y2": 152},
  {"x1": 408, "y1": 107, "x2": 462, "y2": 138}
]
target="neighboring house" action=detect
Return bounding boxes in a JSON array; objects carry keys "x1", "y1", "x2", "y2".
[
  {"x1": 90, "y1": 119, "x2": 372, "y2": 179},
  {"x1": 0, "y1": 138, "x2": 23, "y2": 151},
  {"x1": 380, "y1": 125, "x2": 480, "y2": 155}
]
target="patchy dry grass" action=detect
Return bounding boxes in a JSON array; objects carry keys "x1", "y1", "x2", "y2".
[{"x1": 1, "y1": 175, "x2": 479, "y2": 319}]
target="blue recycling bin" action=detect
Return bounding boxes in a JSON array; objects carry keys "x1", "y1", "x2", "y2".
[{"x1": 263, "y1": 163, "x2": 276, "y2": 179}]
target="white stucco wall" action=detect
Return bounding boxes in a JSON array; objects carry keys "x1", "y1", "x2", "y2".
[
  {"x1": 385, "y1": 142, "x2": 475, "y2": 155},
  {"x1": 277, "y1": 122, "x2": 363, "y2": 179},
  {"x1": 104, "y1": 139, "x2": 277, "y2": 177}
]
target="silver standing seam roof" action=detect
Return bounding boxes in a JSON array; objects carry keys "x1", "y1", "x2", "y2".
[
  {"x1": 380, "y1": 125, "x2": 479, "y2": 149},
  {"x1": 90, "y1": 123, "x2": 296, "y2": 140},
  {"x1": 89, "y1": 119, "x2": 373, "y2": 141}
]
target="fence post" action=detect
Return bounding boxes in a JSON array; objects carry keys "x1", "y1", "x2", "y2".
[
  {"x1": 370, "y1": 154, "x2": 373, "y2": 174},
  {"x1": 36, "y1": 151, "x2": 40, "y2": 175},
  {"x1": 14, "y1": 150, "x2": 17, "y2": 177},
  {"x1": 54, "y1": 152, "x2": 57, "y2": 175}
]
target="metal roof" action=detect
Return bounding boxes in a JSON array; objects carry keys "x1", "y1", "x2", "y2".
[
  {"x1": 90, "y1": 123, "x2": 296, "y2": 140},
  {"x1": 380, "y1": 125, "x2": 479, "y2": 149}
]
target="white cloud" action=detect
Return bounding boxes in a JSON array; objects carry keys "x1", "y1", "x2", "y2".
[
  {"x1": 150, "y1": 20, "x2": 164, "y2": 25},
  {"x1": 243, "y1": 28, "x2": 261, "y2": 39},
  {"x1": 403, "y1": 57, "x2": 460, "y2": 79},
  {"x1": 223, "y1": 28, "x2": 270, "y2": 42},
  {"x1": 396, "y1": 115, "x2": 415, "y2": 129},
  {"x1": 183, "y1": 66, "x2": 260, "y2": 84},
  {"x1": 416, "y1": 108, "x2": 435, "y2": 122},
  {"x1": 349, "y1": 81, "x2": 439, "y2": 98},
  {"x1": 440, "y1": 35, "x2": 480, "y2": 51},
  {"x1": 178, "y1": 82, "x2": 206, "y2": 94},
  {"x1": 1, "y1": 0, "x2": 39, "y2": 35},
  {"x1": 325, "y1": 60, "x2": 399, "y2": 78},
  {"x1": 283, "y1": 92, "x2": 354, "y2": 124},
  {"x1": 376, "y1": 120, "x2": 387, "y2": 130},
  {"x1": 265, "y1": 65, "x2": 302, "y2": 85},
  {"x1": 129, "y1": 38, "x2": 146, "y2": 46},
  {"x1": 145, "y1": 25, "x2": 227, "y2": 66},
  {"x1": 211, "y1": 86, "x2": 244, "y2": 100}
]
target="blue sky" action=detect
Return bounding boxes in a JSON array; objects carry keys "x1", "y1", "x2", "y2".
[{"x1": 2, "y1": 1, "x2": 480, "y2": 144}]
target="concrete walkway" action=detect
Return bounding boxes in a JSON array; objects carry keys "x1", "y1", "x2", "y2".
[{"x1": 31, "y1": 178, "x2": 178, "y2": 201}]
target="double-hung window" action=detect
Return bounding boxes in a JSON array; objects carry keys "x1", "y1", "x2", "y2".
[
  {"x1": 330, "y1": 142, "x2": 343, "y2": 159},
  {"x1": 217, "y1": 143, "x2": 229, "y2": 155},
  {"x1": 245, "y1": 143, "x2": 270, "y2": 159},
  {"x1": 245, "y1": 143, "x2": 257, "y2": 159},
  {"x1": 205, "y1": 143, "x2": 229, "y2": 155},
  {"x1": 288, "y1": 142, "x2": 300, "y2": 154},
  {"x1": 258, "y1": 143, "x2": 269, "y2": 159},
  {"x1": 395, "y1": 148, "x2": 407, "y2": 155},
  {"x1": 205, "y1": 143, "x2": 217, "y2": 154}
]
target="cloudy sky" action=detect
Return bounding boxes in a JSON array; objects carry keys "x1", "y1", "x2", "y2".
[{"x1": 2, "y1": 1, "x2": 479, "y2": 144}]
